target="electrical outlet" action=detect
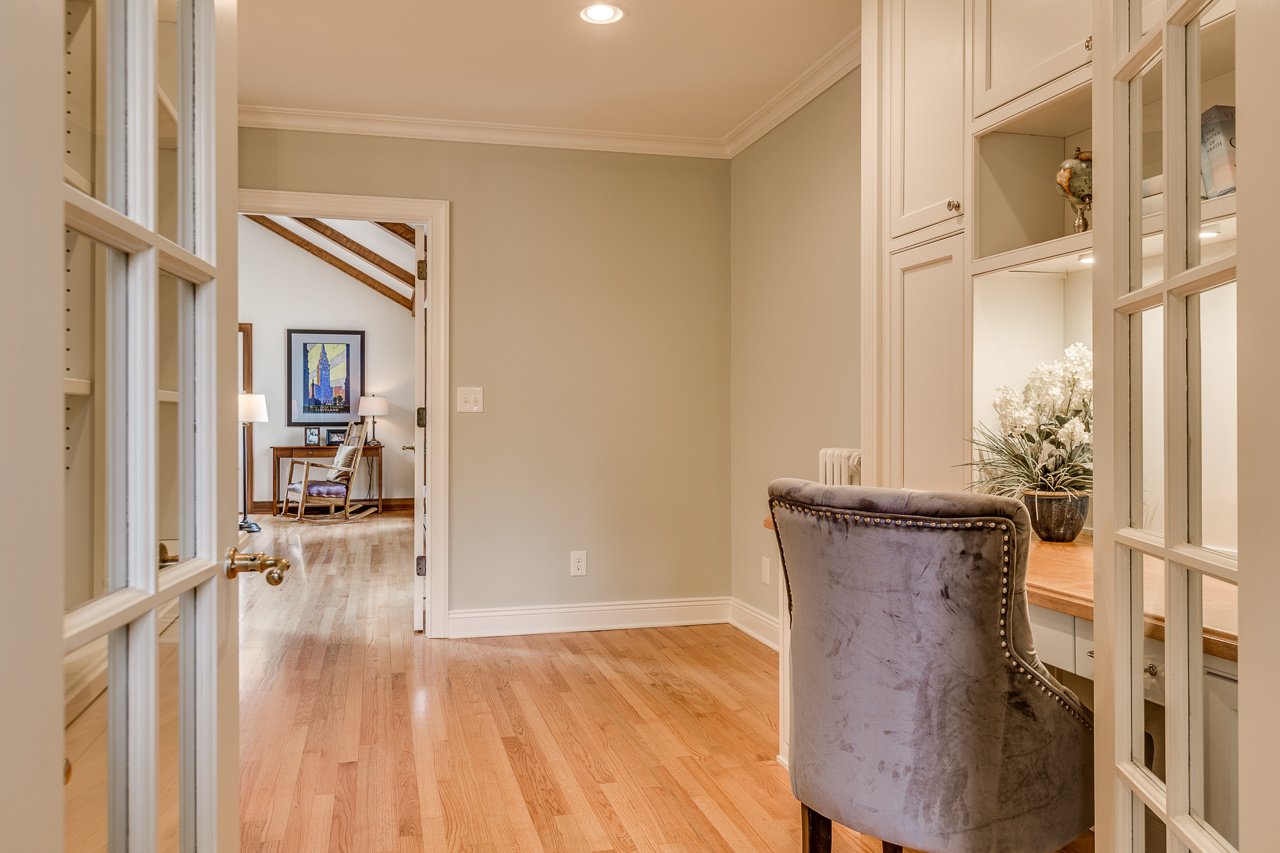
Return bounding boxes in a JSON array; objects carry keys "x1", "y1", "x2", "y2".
[
  {"x1": 761, "y1": 556, "x2": 770, "y2": 585},
  {"x1": 570, "y1": 550, "x2": 587, "y2": 577},
  {"x1": 457, "y1": 386, "x2": 484, "y2": 413}
]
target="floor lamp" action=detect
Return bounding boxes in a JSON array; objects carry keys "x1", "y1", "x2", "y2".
[{"x1": 238, "y1": 393, "x2": 269, "y2": 533}]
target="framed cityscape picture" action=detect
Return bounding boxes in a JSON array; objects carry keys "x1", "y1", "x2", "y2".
[{"x1": 286, "y1": 329, "x2": 366, "y2": 427}]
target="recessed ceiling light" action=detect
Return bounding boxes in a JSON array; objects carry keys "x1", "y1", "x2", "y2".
[
  {"x1": 1079, "y1": 253, "x2": 1095, "y2": 265},
  {"x1": 581, "y1": 3, "x2": 625, "y2": 24}
]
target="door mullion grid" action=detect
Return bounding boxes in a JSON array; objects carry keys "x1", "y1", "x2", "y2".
[
  {"x1": 1161, "y1": 6, "x2": 1198, "y2": 848},
  {"x1": 64, "y1": 0, "x2": 217, "y2": 848},
  {"x1": 189, "y1": 0, "x2": 216, "y2": 260},
  {"x1": 123, "y1": 4, "x2": 159, "y2": 843},
  {"x1": 1105, "y1": 0, "x2": 1142, "y2": 842}
]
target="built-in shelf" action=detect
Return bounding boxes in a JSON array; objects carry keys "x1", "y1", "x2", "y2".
[
  {"x1": 64, "y1": 378, "x2": 92, "y2": 397},
  {"x1": 975, "y1": 82, "x2": 1093, "y2": 261},
  {"x1": 1140, "y1": 190, "x2": 1236, "y2": 237},
  {"x1": 971, "y1": 231, "x2": 1093, "y2": 277}
]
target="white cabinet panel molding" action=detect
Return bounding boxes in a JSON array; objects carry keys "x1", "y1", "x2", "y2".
[{"x1": 888, "y1": 0, "x2": 966, "y2": 238}]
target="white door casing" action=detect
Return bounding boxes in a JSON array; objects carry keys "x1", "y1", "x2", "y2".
[
  {"x1": 0, "y1": 0, "x2": 72, "y2": 845},
  {"x1": 236, "y1": 190, "x2": 451, "y2": 639}
]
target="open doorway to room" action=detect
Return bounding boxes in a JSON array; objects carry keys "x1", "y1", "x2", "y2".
[{"x1": 235, "y1": 191, "x2": 450, "y2": 638}]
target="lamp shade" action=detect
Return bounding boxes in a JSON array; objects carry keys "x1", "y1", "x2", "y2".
[
  {"x1": 238, "y1": 393, "x2": 269, "y2": 424},
  {"x1": 358, "y1": 395, "x2": 389, "y2": 417}
]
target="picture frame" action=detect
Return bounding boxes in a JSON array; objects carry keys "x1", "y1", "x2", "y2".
[
  {"x1": 325, "y1": 428, "x2": 347, "y2": 446},
  {"x1": 303, "y1": 427, "x2": 320, "y2": 447},
  {"x1": 286, "y1": 329, "x2": 366, "y2": 427}
]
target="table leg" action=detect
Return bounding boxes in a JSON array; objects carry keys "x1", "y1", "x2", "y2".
[
  {"x1": 272, "y1": 451, "x2": 281, "y2": 516},
  {"x1": 377, "y1": 454, "x2": 383, "y2": 514}
]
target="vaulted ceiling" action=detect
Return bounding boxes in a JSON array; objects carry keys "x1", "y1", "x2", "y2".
[{"x1": 238, "y1": 1, "x2": 860, "y2": 158}]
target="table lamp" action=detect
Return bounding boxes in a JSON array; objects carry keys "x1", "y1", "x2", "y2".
[
  {"x1": 238, "y1": 393, "x2": 269, "y2": 533},
  {"x1": 358, "y1": 395, "x2": 389, "y2": 446}
]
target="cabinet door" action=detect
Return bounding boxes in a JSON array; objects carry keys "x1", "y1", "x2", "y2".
[
  {"x1": 972, "y1": 0, "x2": 1092, "y2": 117},
  {"x1": 888, "y1": 0, "x2": 965, "y2": 238},
  {"x1": 889, "y1": 235, "x2": 967, "y2": 490}
]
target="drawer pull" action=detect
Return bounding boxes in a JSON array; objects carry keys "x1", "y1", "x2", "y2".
[{"x1": 1085, "y1": 650, "x2": 1160, "y2": 677}]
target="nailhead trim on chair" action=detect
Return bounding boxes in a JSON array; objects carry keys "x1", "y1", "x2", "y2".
[{"x1": 769, "y1": 498, "x2": 1094, "y2": 732}]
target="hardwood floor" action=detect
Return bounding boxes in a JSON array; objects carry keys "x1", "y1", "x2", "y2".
[{"x1": 238, "y1": 512, "x2": 1093, "y2": 853}]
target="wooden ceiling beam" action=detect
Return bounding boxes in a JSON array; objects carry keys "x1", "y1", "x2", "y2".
[
  {"x1": 376, "y1": 221, "x2": 416, "y2": 245},
  {"x1": 294, "y1": 217, "x2": 414, "y2": 287},
  {"x1": 245, "y1": 215, "x2": 412, "y2": 313}
]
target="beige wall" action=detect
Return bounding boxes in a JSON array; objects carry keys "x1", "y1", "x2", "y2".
[
  {"x1": 240, "y1": 130, "x2": 731, "y2": 610},
  {"x1": 729, "y1": 71, "x2": 861, "y2": 617}
]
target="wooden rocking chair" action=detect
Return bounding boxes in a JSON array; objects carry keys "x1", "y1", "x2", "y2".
[{"x1": 283, "y1": 420, "x2": 375, "y2": 522}]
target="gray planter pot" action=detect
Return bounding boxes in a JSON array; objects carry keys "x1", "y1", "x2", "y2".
[{"x1": 1021, "y1": 491, "x2": 1090, "y2": 542}]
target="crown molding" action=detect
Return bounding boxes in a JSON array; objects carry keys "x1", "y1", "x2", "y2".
[
  {"x1": 238, "y1": 29, "x2": 861, "y2": 160},
  {"x1": 722, "y1": 30, "x2": 861, "y2": 157},
  {"x1": 238, "y1": 105, "x2": 730, "y2": 159}
]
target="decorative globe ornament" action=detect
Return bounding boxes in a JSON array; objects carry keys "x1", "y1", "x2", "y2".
[{"x1": 1055, "y1": 147, "x2": 1093, "y2": 233}]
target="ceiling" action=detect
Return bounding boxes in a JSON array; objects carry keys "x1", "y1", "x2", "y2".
[{"x1": 238, "y1": 1, "x2": 860, "y2": 158}]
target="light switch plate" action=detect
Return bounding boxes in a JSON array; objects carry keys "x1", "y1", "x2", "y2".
[{"x1": 457, "y1": 386, "x2": 483, "y2": 413}]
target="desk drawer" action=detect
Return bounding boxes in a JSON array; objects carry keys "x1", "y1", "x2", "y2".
[
  {"x1": 1028, "y1": 605, "x2": 1076, "y2": 672},
  {"x1": 1075, "y1": 620, "x2": 1166, "y2": 705}
]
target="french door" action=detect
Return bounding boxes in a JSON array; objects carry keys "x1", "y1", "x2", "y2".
[
  {"x1": 1094, "y1": 0, "x2": 1276, "y2": 850},
  {"x1": 1, "y1": 0, "x2": 241, "y2": 849}
]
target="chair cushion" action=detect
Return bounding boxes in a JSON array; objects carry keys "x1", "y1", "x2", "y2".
[
  {"x1": 326, "y1": 445, "x2": 359, "y2": 482},
  {"x1": 287, "y1": 480, "x2": 348, "y2": 499}
]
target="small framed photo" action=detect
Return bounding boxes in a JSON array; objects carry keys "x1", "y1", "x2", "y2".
[
  {"x1": 303, "y1": 427, "x2": 321, "y2": 447},
  {"x1": 325, "y1": 428, "x2": 346, "y2": 446}
]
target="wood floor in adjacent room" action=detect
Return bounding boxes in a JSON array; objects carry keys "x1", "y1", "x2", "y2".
[{"x1": 238, "y1": 512, "x2": 1092, "y2": 853}]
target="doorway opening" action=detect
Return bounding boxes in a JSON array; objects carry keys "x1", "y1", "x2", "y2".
[{"x1": 236, "y1": 190, "x2": 450, "y2": 637}]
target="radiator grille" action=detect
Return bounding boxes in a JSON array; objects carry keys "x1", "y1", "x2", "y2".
[{"x1": 817, "y1": 447, "x2": 861, "y2": 486}]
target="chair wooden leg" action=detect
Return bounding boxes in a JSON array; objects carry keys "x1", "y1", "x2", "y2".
[
  {"x1": 801, "y1": 804, "x2": 832, "y2": 853},
  {"x1": 882, "y1": 843, "x2": 904, "y2": 853}
]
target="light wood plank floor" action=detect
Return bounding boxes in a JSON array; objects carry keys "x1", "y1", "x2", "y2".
[{"x1": 239, "y1": 512, "x2": 1092, "y2": 853}]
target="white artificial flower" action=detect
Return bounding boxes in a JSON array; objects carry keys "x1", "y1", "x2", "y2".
[{"x1": 1057, "y1": 417, "x2": 1088, "y2": 450}]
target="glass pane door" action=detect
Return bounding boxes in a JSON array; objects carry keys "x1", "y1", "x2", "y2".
[
  {"x1": 60, "y1": 0, "x2": 222, "y2": 849},
  {"x1": 1102, "y1": 1, "x2": 1240, "y2": 850}
]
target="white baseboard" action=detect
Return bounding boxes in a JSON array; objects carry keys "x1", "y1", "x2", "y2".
[
  {"x1": 447, "y1": 596, "x2": 733, "y2": 639},
  {"x1": 728, "y1": 598, "x2": 782, "y2": 651},
  {"x1": 447, "y1": 594, "x2": 784, "y2": 649}
]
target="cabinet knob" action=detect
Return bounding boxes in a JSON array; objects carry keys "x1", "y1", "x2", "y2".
[{"x1": 946, "y1": 199, "x2": 962, "y2": 213}]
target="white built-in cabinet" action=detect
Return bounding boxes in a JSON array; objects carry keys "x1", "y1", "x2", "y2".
[
  {"x1": 858, "y1": 1, "x2": 1245, "y2": 848},
  {"x1": 971, "y1": 0, "x2": 1093, "y2": 117},
  {"x1": 888, "y1": 235, "x2": 967, "y2": 491},
  {"x1": 887, "y1": 0, "x2": 965, "y2": 238}
]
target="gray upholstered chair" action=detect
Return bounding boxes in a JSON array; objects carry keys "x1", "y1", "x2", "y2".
[{"x1": 768, "y1": 479, "x2": 1093, "y2": 853}]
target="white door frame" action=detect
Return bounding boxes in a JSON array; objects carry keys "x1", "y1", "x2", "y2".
[
  {"x1": 0, "y1": 0, "x2": 71, "y2": 843},
  {"x1": 236, "y1": 189, "x2": 452, "y2": 638}
]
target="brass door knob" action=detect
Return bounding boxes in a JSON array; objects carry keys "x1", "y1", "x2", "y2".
[
  {"x1": 401, "y1": 444, "x2": 415, "y2": 451},
  {"x1": 225, "y1": 547, "x2": 290, "y2": 586}
]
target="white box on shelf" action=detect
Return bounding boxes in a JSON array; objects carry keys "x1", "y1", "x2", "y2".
[{"x1": 1200, "y1": 105, "x2": 1237, "y2": 199}]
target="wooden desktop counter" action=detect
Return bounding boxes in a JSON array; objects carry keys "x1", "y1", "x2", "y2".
[{"x1": 1027, "y1": 538, "x2": 1238, "y2": 663}]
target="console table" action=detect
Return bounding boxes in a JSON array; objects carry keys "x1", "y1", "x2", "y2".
[{"x1": 270, "y1": 444, "x2": 384, "y2": 516}]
